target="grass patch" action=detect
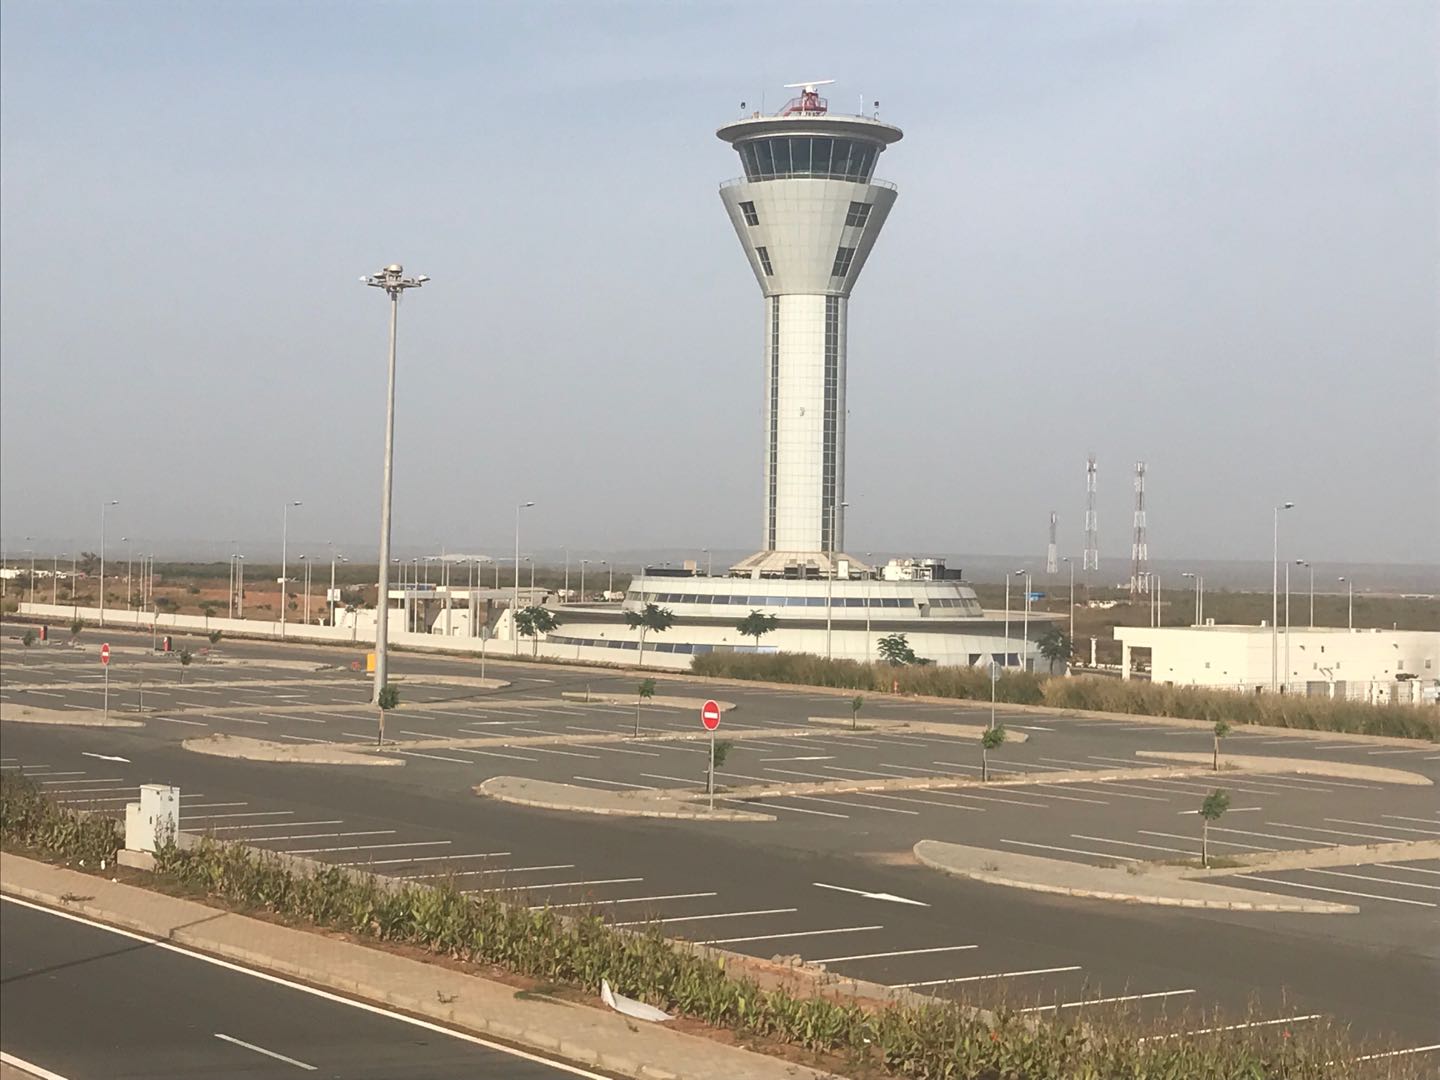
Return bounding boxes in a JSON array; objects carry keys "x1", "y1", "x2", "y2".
[
  {"x1": 4, "y1": 772, "x2": 1428, "y2": 1077},
  {"x1": 690, "y1": 654, "x2": 1439, "y2": 741}
]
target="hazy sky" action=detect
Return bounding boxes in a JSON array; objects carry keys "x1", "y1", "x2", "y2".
[{"x1": 2, "y1": 1, "x2": 1436, "y2": 566}]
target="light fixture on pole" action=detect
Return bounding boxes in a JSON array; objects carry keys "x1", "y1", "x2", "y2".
[
  {"x1": 120, "y1": 538, "x2": 132, "y2": 610},
  {"x1": 53, "y1": 552, "x2": 65, "y2": 606},
  {"x1": 1338, "y1": 576, "x2": 1353, "y2": 630},
  {"x1": 514, "y1": 501, "x2": 534, "y2": 655},
  {"x1": 279, "y1": 500, "x2": 302, "y2": 638},
  {"x1": 99, "y1": 500, "x2": 119, "y2": 627},
  {"x1": 865, "y1": 551, "x2": 874, "y2": 664},
  {"x1": 24, "y1": 539, "x2": 35, "y2": 608},
  {"x1": 1016, "y1": 569, "x2": 1032, "y2": 672},
  {"x1": 363, "y1": 262, "x2": 428, "y2": 706},
  {"x1": 580, "y1": 559, "x2": 589, "y2": 603},
  {"x1": 1271, "y1": 501, "x2": 1294, "y2": 692},
  {"x1": 1284, "y1": 559, "x2": 1292, "y2": 692},
  {"x1": 1003, "y1": 572, "x2": 1012, "y2": 669},
  {"x1": 1182, "y1": 572, "x2": 1199, "y2": 625},
  {"x1": 702, "y1": 548, "x2": 712, "y2": 577},
  {"x1": 1063, "y1": 555, "x2": 1075, "y2": 660},
  {"x1": 1296, "y1": 559, "x2": 1314, "y2": 628},
  {"x1": 236, "y1": 555, "x2": 245, "y2": 617}
]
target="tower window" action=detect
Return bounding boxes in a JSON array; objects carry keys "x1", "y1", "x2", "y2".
[
  {"x1": 756, "y1": 246, "x2": 774, "y2": 276},
  {"x1": 845, "y1": 201, "x2": 872, "y2": 228},
  {"x1": 831, "y1": 246, "x2": 856, "y2": 278},
  {"x1": 740, "y1": 201, "x2": 759, "y2": 226}
]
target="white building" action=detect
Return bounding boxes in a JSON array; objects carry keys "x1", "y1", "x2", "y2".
[
  {"x1": 1115, "y1": 625, "x2": 1440, "y2": 704},
  {"x1": 501, "y1": 85, "x2": 1049, "y2": 671}
]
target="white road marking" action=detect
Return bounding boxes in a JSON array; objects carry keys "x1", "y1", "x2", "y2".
[
  {"x1": 1240, "y1": 875, "x2": 1436, "y2": 907},
  {"x1": 1020, "y1": 988, "x2": 1195, "y2": 1012},
  {"x1": 786, "y1": 794, "x2": 920, "y2": 816},
  {"x1": 1141, "y1": 829, "x2": 1270, "y2": 852},
  {"x1": 1139, "y1": 1013, "x2": 1324, "y2": 1040},
  {"x1": 395, "y1": 751, "x2": 476, "y2": 764},
  {"x1": 1009, "y1": 725, "x2": 1053, "y2": 732},
  {"x1": 1177, "y1": 807, "x2": 1261, "y2": 814},
  {"x1": 1071, "y1": 834, "x2": 1195, "y2": 856},
  {"x1": 726, "y1": 798, "x2": 849, "y2": 818},
  {"x1": 344, "y1": 851, "x2": 509, "y2": 867},
  {"x1": 1300, "y1": 868, "x2": 1440, "y2": 892},
  {"x1": 186, "y1": 811, "x2": 294, "y2": 821},
  {"x1": 521, "y1": 877, "x2": 644, "y2": 890},
  {"x1": 1375, "y1": 863, "x2": 1440, "y2": 876},
  {"x1": 1, "y1": 897, "x2": 610, "y2": 1079},
  {"x1": 463, "y1": 863, "x2": 577, "y2": 877},
  {"x1": 860, "y1": 791, "x2": 984, "y2": 811},
  {"x1": 761, "y1": 756, "x2": 837, "y2": 762},
  {"x1": 814, "y1": 882, "x2": 928, "y2": 906},
  {"x1": 206, "y1": 820, "x2": 342, "y2": 831},
  {"x1": 251, "y1": 830, "x2": 397, "y2": 843},
  {"x1": 287, "y1": 840, "x2": 451, "y2": 855},
  {"x1": 701, "y1": 925, "x2": 884, "y2": 946},
  {"x1": 1024, "y1": 786, "x2": 1109, "y2": 805},
  {"x1": 214, "y1": 1033, "x2": 316, "y2": 1071},
  {"x1": 455, "y1": 748, "x2": 540, "y2": 762},
  {"x1": 1352, "y1": 1043, "x2": 1440, "y2": 1062},
  {"x1": 1328, "y1": 817, "x2": 1440, "y2": 837},
  {"x1": 894, "y1": 965, "x2": 1082, "y2": 989},
  {"x1": 613, "y1": 907, "x2": 797, "y2": 927},
  {"x1": 40, "y1": 777, "x2": 125, "y2": 786},
  {"x1": 517, "y1": 746, "x2": 602, "y2": 760},
  {"x1": 572, "y1": 776, "x2": 658, "y2": 790},
  {"x1": 537, "y1": 891, "x2": 717, "y2": 910},
  {"x1": 812, "y1": 943, "x2": 978, "y2": 963},
  {"x1": 1383, "y1": 815, "x2": 1440, "y2": 825},
  {"x1": 0, "y1": 1051, "x2": 70, "y2": 1080},
  {"x1": 1265, "y1": 821, "x2": 1407, "y2": 844},
  {"x1": 1000, "y1": 839, "x2": 1132, "y2": 861},
  {"x1": 158, "y1": 716, "x2": 209, "y2": 726}
]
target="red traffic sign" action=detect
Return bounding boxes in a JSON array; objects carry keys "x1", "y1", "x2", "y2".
[
  {"x1": 700, "y1": 699, "x2": 721, "y2": 731},
  {"x1": 100, "y1": 643, "x2": 111, "y2": 666}
]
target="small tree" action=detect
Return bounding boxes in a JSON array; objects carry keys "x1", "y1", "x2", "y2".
[
  {"x1": 1036, "y1": 626, "x2": 1072, "y2": 671},
  {"x1": 514, "y1": 605, "x2": 560, "y2": 657},
  {"x1": 635, "y1": 677, "x2": 656, "y2": 737},
  {"x1": 377, "y1": 683, "x2": 400, "y2": 745},
  {"x1": 877, "y1": 633, "x2": 917, "y2": 666},
  {"x1": 178, "y1": 648, "x2": 193, "y2": 684},
  {"x1": 70, "y1": 618, "x2": 83, "y2": 639},
  {"x1": 850, "y1": 695, "x2": 863, "y2": 731},
  {"x1": 624, "y1": 603, "x2": 675, "y2": 668},
  {"x1": 735, "y1": 609, "x2": 777, "y2": 650},
  {"x1": 980, "y1": 724, "x2": 1007, "y2": 782},
  {"x1": 208, "y1": 630, "x2": 223, "y2": 645},
  {"x1": 21, "y1": 628, "x2": 36, "y2": 662},
  {"x1": 1199, "y1": 788, "x2": 1231, "y2": 868},
  {"x1": 1212, "y1": 719, "x2": 1231, "y2": 771}
]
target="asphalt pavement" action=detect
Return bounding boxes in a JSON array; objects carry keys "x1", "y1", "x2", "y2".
[{"x1": 0, "y1": 896, "x2": 608, "y2": 1079}]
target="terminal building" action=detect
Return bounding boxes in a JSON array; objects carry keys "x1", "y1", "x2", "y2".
[
  {"x1": 497, "y1": 84, "x2": 1048, "y2": 671},
  {"x1": 1115, "y1": 625, "x2": 1440, "y2": 705}
]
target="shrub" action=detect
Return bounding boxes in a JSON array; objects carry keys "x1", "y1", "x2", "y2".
[
  {"x1": 377, "y1": 684, "x2": 400, "y2": 710},
  {"x1": 0, "y1": 773, "x2": 121, "y2": 868}
]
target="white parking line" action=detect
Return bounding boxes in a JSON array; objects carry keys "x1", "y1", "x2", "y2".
[
  {"x1": 344, "y1": 852, "x2": 509, "y2": 867},
  {"x1": 572, "y1": 776, "x2": 657, "y2": 790},
  {"x1": 1139, "y1": 1013, "x2": 1324, "y2": 1040},
  {"x1": 288, "y1": 840, "x2": 451, "y2": 855},
  {"x1": 395, "y1": 751, "x2": 476, "y2": 764},
  {"x1": 521, "y1": 877, "x2": 644, "y2": 890},
  {"x1": 786, "y1": 794, "x2": 920, "y2": 816},
  {"x1": 186, "y1": 811, "x2": 294, "y2": 821},
  {"x1": 252, "y1": 830, "x2": 396, "y2": 843},
  {"x1": 725, "y1": 798, "x2": 848, "y2": 819},
  {"x1": 158, "y1": 716, "x2": 209, "y2": 726},
  {"x1": 1300, "y1": 868, "x2": 1440, "y2": 892},
  {"x1": 1240, "y1": 875, "x2": 1436, "y2": 907},
  {"x1": 1328, "y1": 817, "x2": 1440, "y2": 837},
  {"x1": 613, "y1": 907, "x2": 797, "y2": 928},
  {"x1": 1265, "y1": 821, "x2": 1408, "y2": 844},
  {"x1": 1140, "y1": 829, "x2": 1269, "y2": 851},
  {"x1": 214, "y1": 1032, "x2": 316, "y2": 1071},
  {"x1": 702, "y1": 925, "x2": 884, "y2": 946},
  {"x1": 1072, "y1": 834, "x2": 1195, "y2": 856},
  {"x1": 1352, "y1": 1043, "x2": 1440, "y2": 1062},
  {"x1": 860, "y1": 791, "x2": 984, "y2": 811},
  {"x1": 894, "y1": 965, "x2": 1081, "y2": 989},
  {"x1": 1020, "y1": 988, "x2": 1195, "y2": 1013},
  {"x1": 1383, "y1": 815, "x2": 1440, "y2": 825},
  {"x1": 463, "y1": 863, "x2": 577, "y2": 878},
  {"x1": 41, "y1": 777, "x2": 125, "y2": 786},
  {"x1": 1025, "y1": 786, "x2": 1109, "y2": 806},
  {"x1": 1000, "y1": 839, "x2": 1131, "y2": 861},
  {"x1": 811, "y1": 943, "x2": 977, "y2": 963},
  {"x1": 1375, "y1": 863, "x2": 1440, "y2": 876},
  {"x1": 206, "y1": 820, "x2": 342, "y2": 831},
  {"x1": 519, "y1": 746, "x2": 602, "y2": 760},
  {"x1": 538, "y1": 891, "x2": 717, "y2": 910},
  {"x1": 455, "y1": 748, "x2": 540, "y2": 762}
]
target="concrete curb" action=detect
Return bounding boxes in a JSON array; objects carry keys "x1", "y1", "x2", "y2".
[
  {"x1": 0, "y1": 856, "x2": 836, "y2": 1080},
  {"x1": 477, "y1": 777, "x2": 775, "y2": 821},
  {"x1": 1133, "y1": 750, "x2": 1432, "y2": 786},
  {"x1": 0, "y1": 706, "x2": 144, "y2": 729},
  {"x1": 807, "y1": 716, "x2": 1029, "y2": 741},
  {"x1": 184, "y1": 733, "x2": 404, "y2": 767},
  {"x1": 561, "y1": 692, "x2": 736, "y2": 711},
  {"x1": 912, "y1": 841, "x2": 1357, "y2": 914}
]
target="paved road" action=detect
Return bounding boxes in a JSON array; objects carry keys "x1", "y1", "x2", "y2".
[
  {"x1": 3, "y1": 624, "x2": 1438, "y2": 1050},
  {"x1": 0, "y1": 897, "x2": 607, "y2": 1079}
]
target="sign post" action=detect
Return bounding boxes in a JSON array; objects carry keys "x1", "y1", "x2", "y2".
[
  {"x1": 100, "y1": 642, "x2": 111, "y2": 721},
  {"x1": 701, "y1": 699, "x2": 722, "y2": 809}
]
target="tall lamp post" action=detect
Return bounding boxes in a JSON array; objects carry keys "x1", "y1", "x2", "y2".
[
  {"x1": 1338, "y1": 576, "x2": 1353, "y2": 630},
  {"x1": 1271, "y1": 501, "x2": 1295, "y2": 692},
  {"x1": 279, "y1": 500, "x2": 302, "y2": 638},
  {"x1": 603, "y1": 560, "x2": 613, "y2": 597},
  {"x1": 579, "y1": 559, "x2": 589, "y2": 603},
  {"x1": 1182, "y1": 572, "x2": 1199, "y2": 625},
  {"x1": 514, "y1": 501, "x2": 534, "y2": 654},
  {"x1": 25, "y1": 542, "x2": 35, "y2": 608},
  {"x1": 1015, "y1": 569, "x2": 1032, "y2": 672},
  {"x1": 825, "y1": 500, "x2": 850, "y2": 660},
  {"x1": 1003, "y1": 572, "x2": 1012, "y2": 669},
  {"x1": 99, "y1": 500, "x2": 119, "y2": 626},
  {"x1": 236, "y1": 555, "x2": 245, "y2": 617},
  {"x1": 364, "y1": 263, "x2": 428, "y2": 705},
  {"x1": 1063, "y1": 556, "x2": 1075, "y2": 661},
  {"x1": 1296, "y1": 559, "x2": 1314, "y2": 628},
  {"x1": 52, "y1": 553, "x2": 64, "y2": 606}
]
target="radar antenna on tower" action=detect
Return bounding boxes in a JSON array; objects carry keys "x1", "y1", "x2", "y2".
[{"x1": 780, "y1": 79, "x2": 834, "y2": 115}]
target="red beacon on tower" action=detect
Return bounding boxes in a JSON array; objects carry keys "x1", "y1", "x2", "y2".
[{"x1": 780, "y1": 79, "x2": 833, "y2": 116}]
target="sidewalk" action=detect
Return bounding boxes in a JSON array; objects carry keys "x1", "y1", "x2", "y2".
[{"x1": 0, "y1": 854, "x2": 836, "y2": 1080}]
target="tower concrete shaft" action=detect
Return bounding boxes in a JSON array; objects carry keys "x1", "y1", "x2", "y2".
[{"x1": 718, "y1": 90, "x2": 901, "y2": 564}]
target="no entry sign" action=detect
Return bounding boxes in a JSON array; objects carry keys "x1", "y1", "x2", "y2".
[
  {"x1": 100, "y1": 643, "x2": 111, "y2": 666},
  {"x1": 700, "y1": 699, "x2": 721, "y2": 731}
]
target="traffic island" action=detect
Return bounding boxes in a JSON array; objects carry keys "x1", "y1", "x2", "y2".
[
  {"x1": 1132, "y1": 750, "x2": 1434, "y2": 786},
  {"x1": 0, "y1": 704, "x2": 144, "y2": 728},
  {"x1": 183, "y1": 733, "x2": 403, "y2": 766},
  {"x1": 913, "y1": 839, "x2": 1358, "y2": 913},
  {"x1": 561, "y1": 691, "x2": 736, "y2": 711},
  {"x1": 808, "y1": 716, "x2": 1029, "y2": 741},
  {"x1": 478, "y1": 776, "x2": 774, "y2": 821}
]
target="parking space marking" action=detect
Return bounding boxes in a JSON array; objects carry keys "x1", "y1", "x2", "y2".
[
  {"x1": 158, "y1": 716, "x2": 210, "y2": 726},
  {"x1": 574, "y1": 743, "x2": 663, "y2": 758},
  {"x1": 1265, "y1": 821, "x2": 1410, "y2": 843},
  {"x1": 1072, "y1": 834, "x2": 1196, "y2": 856},
  {"x1": 1025, "y1": 785, "x2": 1109, "y2": 805},
  {"x1": 1383, "y1": 815, "x2": 1440, "y2": 826},
  {"x1": 1021, "y1": 988, "x2": 1195, "y2": 1013},
  {"x1": 395, "y1": 750, "x2": 477, "y2": 764},
  {"x1": 811, "y1": 943, "x2": 977, "y2": 963},
  {"x1": 252, "y1": 830, "x2": 396, "y2": 843},
  {"x1": 1352, "y1": 1043, "x2": 1440, "y2": 1062},
  {"x1": 1139, "y1": 1014, "x2": 1324, "y2": 1040},
  {"x1": 214, "y1": 1032, "x2": 317, "y2": 1071},
  {"x1": 519, "y1": 877, "x2": 643, "y2": 890},
  {"x1": 1212, "y1": 826, "x2": 1336, "y2": 847},
  {"x1": 1376, "y1": 863, "x2": 1440, "y2": 876},
  {"x1": 207, "y1": 820, "x2": 343, "y2": 831},
  {"x1": 455, "y1": 748, "x2": 540, "y2": 762},
  {"x1": 725, "y1": 799, "x2": 848, "y2": 818},
  {"x1": 702, "y1": 925, "x2": 884, "y2": 946},
  {"x1": 613, "y1": 907, "x2": 797, "y2": 928},
  {"x1": 1240, "y1": 876, "x2": 1436, "y2": 908},
  {"x1": 519, "y1": 746, "x2": 603, "y2": 760},
  {"x1": 1301, "y1": 868, "x2": 1440, "y2": 892},
  {"x1": 541, "y1": 891, "x2": 717, "y2": 910},
  {"x1": 573, "y1": 776, "x2": 657, "y2": 790},
  {"x1": 40, "y1": 777, "x2": 125, "y2": 786},
  {"x1": 1142, "y1": 829, "x2": 1270, "y2": 851},
  {"x1": 894, "y1": 965, "x2": 1081, "y2": 989},
  {"x1": 288, "y1": 840, "x2": 451, "y2": 855},
  {"x1": 1000, "y1": 839, "x2": 1129, "y2": 861},
  {"x1": 861, "y1": 791, "x2": 984, "y2": 811},
  {"x1": 186, "y1": 811, "x2": 294, "y2": 821},
  {"x1": 344, "y1": 852, "x2": 509, "y2": 867},
  {"x1": 789, "y1": 794, "x2": 921, "y2": 815},
  {"x1": 1329, "y1": 817, "x2": 1440, "y2": 837}
]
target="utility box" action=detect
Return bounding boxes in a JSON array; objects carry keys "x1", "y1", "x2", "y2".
[
  {"x1": 125, "y1": 783, "x2": 180, "y2": 853},
  {"x1": 366, "y1": 651, "x2": 376, "y2": 673}
]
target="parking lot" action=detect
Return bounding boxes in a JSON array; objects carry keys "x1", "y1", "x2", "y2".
[{"x1": 2, "y1": 624, "x2": 1437, "y2": 1051}]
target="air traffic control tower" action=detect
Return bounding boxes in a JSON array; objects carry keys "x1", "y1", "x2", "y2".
[{"x1": 717, "y1": 82, "x2": 902, "y2": 577}]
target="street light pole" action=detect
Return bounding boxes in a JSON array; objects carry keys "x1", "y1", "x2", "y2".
[
  {"x1": 604, "y1": 561, "x2": 613, "y2": 597},
  {"x1": 237, "y1": 556, "x2": 245, "y2": 617},
  {"x1": 53, "y1": 553, "x2": 64, "y2": 606},
  {"x1": 1272, "y1": 501, "x2": 1294, "y2": 692},
  {"x1": 1284, "y1": 560, "x2": 1292, "y2": 692},
  {"x1": 1296, "y1": 559, "x2": 1313, "y2": 627},
  {"x1": 99, "y1": 500, "x2": 118, "y2": 627},
  {"x1": 1063, "y1": 556, "x2": 1075, "y2": 660},
  {"x1": 364, "y1": 263, "x2": 427, "y2": 705},
  {"x1": 865, "y1": 551, "x2": 874, "y2": 664},
  {"x1": 825, "y1": 500, "x2": 849, "y2": 661},
  {"x1": 1003, "y1": 572, "x2": 1012, "y2": 669},
  {"x1": 1016, "y1": 569, "x2": 1031, "y2": 672},
  {"x1": 580, "y1": 559, "x2": 589, "y2": 604},
  {"x1": 1183, "y1": 572, "x2": 1198, "y2": 625},
  {"x1": 279, "y1": 500, "x2": 301, "y2": 638},
  {"x1": 514, "y1": 501, "x2": 534, "y2": 655},
  {"x1": 25, "y1": 541, "x2": 35, "y2": 607},
  {"x1": 1339, "y1": 576, "x2": 1353, "y2": 630}
]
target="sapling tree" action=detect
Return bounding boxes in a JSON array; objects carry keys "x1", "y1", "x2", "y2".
[
  {"x1": 735, "y1": 610, "x2": 777, "y2": 650},
  {"x1": 178, "y1": 648, "x2": 193, "y2": 683},
  {"x1": 1199, "y1": 788, "x2": 1231, "y2": 868},
  {"x1": 624, "y1": 603, "x2": 675, "y2": 668},
  {"x1": 850, "y1": 695, "x2": 863, "y2": 731},
  {"x1": 980, "y1": 724, "x2": 1007, "y2": 782},
  {"x1": 1212, "y1": 719, "x2": 1231, "y2": 771},
  {"x1": 635, "y1": 677, "x2": 655, "y2": 737}
]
